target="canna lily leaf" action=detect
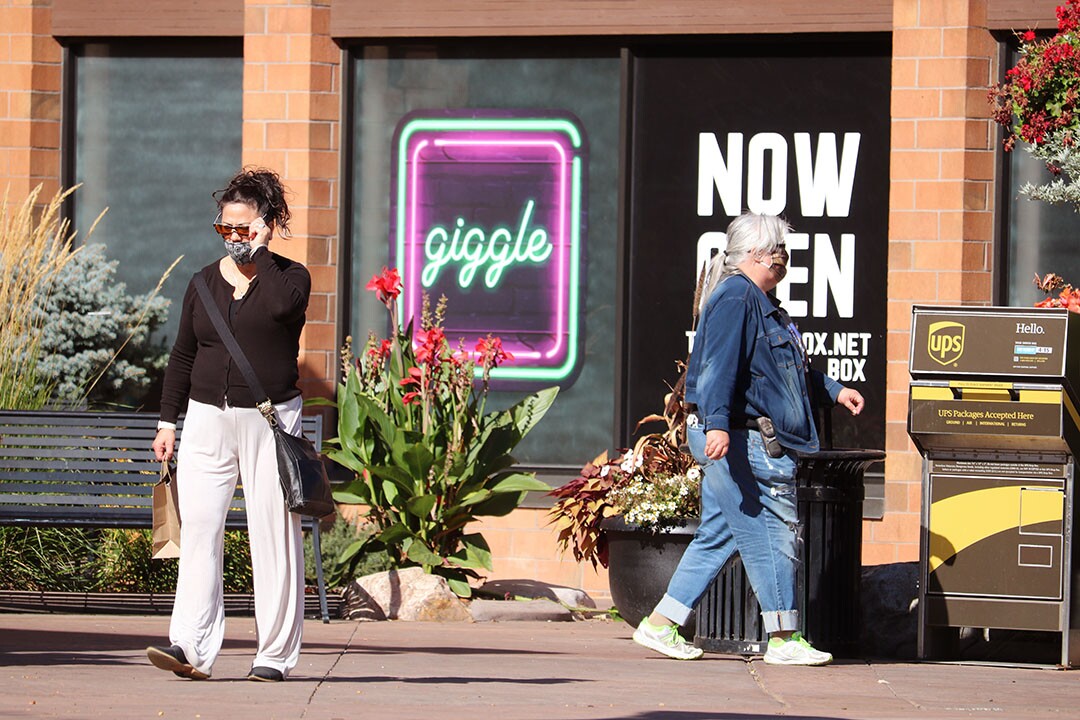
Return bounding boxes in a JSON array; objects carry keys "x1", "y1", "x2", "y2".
[
  {"x1": 448, "y1": 533, "x2": 492, "y2": 571},
  {"x1": 401, "y1": 443, "x2": 436, "y2": 481},
  {"x1": 406, "y1": 494, "x2": 437, "y2": 517},
  {"x1": 378, "y1": 523, "x2": 412, "y2": 544},
  {"x1": 332, "y1": 490, "x2": 368, "y2": 505},
  {"x1": 381, "y1": 479, "x2": 400, "y2": 506},
  {"x1": 335, "y1": 537, "x2": 369, "y2": 564},
  {"x1": 404, "y1": 538, "x2": 443, "y2": 567},
  {"x1": 470, "y1": 490, "x2": 526, "y2": 517},
  {"x1": 457, "y1": 489, "x2": 492, "y2": 507},
  {"x1": 445, "y1": 576, "x2": 472, "y2": 598},
  {"x1": 367, "y1": 464, "x2": 415, "y2": 494},
  {"x1": 488, "y1": 472, "x2": 550, "y2": 494}
]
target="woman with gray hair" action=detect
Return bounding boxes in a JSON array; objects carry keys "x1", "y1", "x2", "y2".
[{"x1": 633, "y1": 211, "x2": 864, "y2": 664}]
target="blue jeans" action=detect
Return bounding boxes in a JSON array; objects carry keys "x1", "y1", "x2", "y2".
[{"x1": 655, "y1": 422, "x2": 800, "y2": 633}]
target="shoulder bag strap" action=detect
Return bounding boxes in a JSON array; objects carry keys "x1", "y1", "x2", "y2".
[{"x1": 192, "y1": 274, "x2": 278, "y2": 426}]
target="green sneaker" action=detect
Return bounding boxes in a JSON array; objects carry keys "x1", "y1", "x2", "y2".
[
  {"x1": 763, "y1": 631, "x2": 832, "y2": 666},
  {"x1": 632, "y1": 618, "x2": 704, "y2": 660}
]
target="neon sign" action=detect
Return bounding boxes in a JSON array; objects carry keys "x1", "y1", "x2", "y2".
[{"x1": 392, "y1": 112, "x2": 587, "y2": 383}]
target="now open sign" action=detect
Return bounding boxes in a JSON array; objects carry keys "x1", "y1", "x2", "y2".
[{"x1": 391, "y1": 111, "x2": 588, "y2": 385}]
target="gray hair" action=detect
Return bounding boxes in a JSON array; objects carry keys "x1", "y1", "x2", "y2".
[{"x1": 699, "y1": 212, "x2": 791, "y2": 309}]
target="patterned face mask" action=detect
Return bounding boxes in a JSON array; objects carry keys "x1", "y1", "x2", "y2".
[
  {"x1": 757, "y1": 248, "x2": 789, "y2": 281},
  {"x1": 223, "y1": 239, "x2": 255, "y2": 265}
]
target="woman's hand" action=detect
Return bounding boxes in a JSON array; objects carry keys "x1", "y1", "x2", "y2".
[
  {"x1": 249, "y1": 216, "x2": 272, "y2": 251},
  {"x1": 837, "y1": 387, "x2": 865, "y2": 416},
  {"x1": 704, "y1": 429, "x2": 730, "y2": 459},
  {"x1": 153, "y1": 428, "x2": 176, "y2": 462}
]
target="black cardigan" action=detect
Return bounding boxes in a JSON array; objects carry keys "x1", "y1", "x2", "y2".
[{"x1": 158, "y1": 249, "x2": 311, "y2": 424}]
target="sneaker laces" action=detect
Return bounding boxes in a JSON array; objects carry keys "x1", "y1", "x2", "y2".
[
  {"x1": 664, "y1": 625, "x2": 690, "y2": 647},
  {"x1": 791, "y1": 631, "x2": 814, "y2": 648}
]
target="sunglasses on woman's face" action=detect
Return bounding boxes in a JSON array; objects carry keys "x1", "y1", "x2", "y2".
[{"x1": 212, "y1": 214, "x2": 266, "y2": 240}]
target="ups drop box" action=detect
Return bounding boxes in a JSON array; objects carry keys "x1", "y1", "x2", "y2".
[{"x1": 907, "y1": 305, "x2": 1080, "y2": 668}]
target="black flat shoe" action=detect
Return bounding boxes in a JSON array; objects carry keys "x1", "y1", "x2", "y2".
[
  {"x1": 247, "y1": 666, "x2": 284, "y2": 682},
  {"x1": 146, "y1": 645, "x2": 209, "y2": 680}
]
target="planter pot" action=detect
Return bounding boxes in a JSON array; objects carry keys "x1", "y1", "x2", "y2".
[{"x1": 601, "y1": 516, "x2": 698, "y2": 635}]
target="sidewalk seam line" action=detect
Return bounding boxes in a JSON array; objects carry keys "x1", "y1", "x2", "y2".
[
  {"x1": 300, "y1": 621, "x2": 361, "y2": 718},
  {"x1": 868, "y1": 661, "x2": 925, "y2": 711},
  {"x1": 746, "y1": 659, "x2": 788, "y2": 708}
]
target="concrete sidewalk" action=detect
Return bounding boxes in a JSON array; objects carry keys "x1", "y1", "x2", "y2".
[{"x1": 1, "y1": 613, "x2": 1077, "y2": 720}]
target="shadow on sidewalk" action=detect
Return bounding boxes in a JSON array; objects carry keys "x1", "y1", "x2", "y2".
[
  {"x1": 585, "y1": 714, "x2": 846, "y2": 720},
  {"x1": 344, "y1": 643, "x2": 564, "y2": 657},
  {"x1": 317, "y1": 674, "x2": 589, "y2": 685},
  {"x1": 0, "y1": 627, "x2": 345, "y2": 667}
]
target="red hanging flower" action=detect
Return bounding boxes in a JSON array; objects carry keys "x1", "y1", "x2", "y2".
[{"x1": 990, "y1": 2, "x2": 1080, "y2": 151}]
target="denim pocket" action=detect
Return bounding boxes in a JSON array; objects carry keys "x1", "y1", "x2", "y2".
[
  {"x1": 766, "y1": 328, "x2": 796, "y2": 369},
  {"x1": 687, "y1": 425, "x2": 713, "y2": 468}
]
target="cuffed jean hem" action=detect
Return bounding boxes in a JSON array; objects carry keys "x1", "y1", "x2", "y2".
[
  {"x1": 761, "y1": 609, "x2": 799, "y2": 634},
  {"x1": 655, "y1": 593, "x2": 695, "y2": 627}
]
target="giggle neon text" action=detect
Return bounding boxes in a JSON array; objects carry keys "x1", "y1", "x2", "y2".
[{"x1": 422, "y1": 200, "x2": 552, "y2": 289}]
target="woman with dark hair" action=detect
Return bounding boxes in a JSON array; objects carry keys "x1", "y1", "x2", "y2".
[{"x1": 146, "y1": 168, "x2": 311, "y2": 682}]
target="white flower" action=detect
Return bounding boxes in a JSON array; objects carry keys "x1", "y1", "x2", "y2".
[
  {"x1": 687, "y1": 467, "x2": 701, "y2": 481},
  {"x1": 600, "y1": 465, "x2": 610, "y2": 477}
]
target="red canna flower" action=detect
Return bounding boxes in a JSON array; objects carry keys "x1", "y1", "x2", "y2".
[
  {"x1": 367, "y1": 338, "x2": 393, "y2": 361},
  {"x1": 476, "y1": 335, "x2": 513, "y2": 368},
  {"x1": 366, "y1": 266, "x2": 402, "y2": 304},
  {"x1": 414, "y1": 327, "x2": 446, "y2": 366},
  {"x1": 399, "y1": 366, "x2": 423, "y2": 404}
]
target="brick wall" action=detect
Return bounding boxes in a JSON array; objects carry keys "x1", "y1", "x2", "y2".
[
  {"x1": 873, "y1": 0, "x2": 999, "y2": 564},
  {"x1": 0, "y1": 0, "x2": 62, "y2": 209}
]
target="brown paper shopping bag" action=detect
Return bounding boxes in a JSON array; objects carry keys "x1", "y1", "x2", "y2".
[{"x1": 151, "y1": 461, "x2": 181, "y2": 559}]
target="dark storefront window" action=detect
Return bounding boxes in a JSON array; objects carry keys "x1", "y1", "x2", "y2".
[
  {"x1": 72, "y1": 41, "x2": 243, "y2": 352},
  {"x1": 347, "y1": 45, "x2": 621, "y2": 468}
]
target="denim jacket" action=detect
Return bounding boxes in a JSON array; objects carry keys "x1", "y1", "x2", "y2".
[{"x1": 685, "y1": 272, "x2": 842, "y2": 454}]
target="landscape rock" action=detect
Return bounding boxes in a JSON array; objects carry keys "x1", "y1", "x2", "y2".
[
  {"x1": 344, "y1": 567, "x2": 471, "y2": 622},
  {"x1": 469, "y1": 598, "x2": 574, "y2": 622},
  {"x1": 477, "y1": 579, "x2": 597, "y2": 609}
]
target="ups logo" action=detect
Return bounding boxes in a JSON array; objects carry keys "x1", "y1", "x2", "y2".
[{"x1": 928, "y1": 321, "x2": 965, "y2": 366}]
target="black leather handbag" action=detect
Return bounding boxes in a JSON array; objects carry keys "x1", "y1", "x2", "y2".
[{"x1": 193, "y1": 274, "x2": 334, "y2": 518}]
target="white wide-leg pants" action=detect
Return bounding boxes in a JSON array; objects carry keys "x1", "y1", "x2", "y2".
[{"x1": 170, "y1": 397, "x2": 305, "y2": 678}]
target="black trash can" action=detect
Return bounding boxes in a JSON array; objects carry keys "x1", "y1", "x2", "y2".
[{"x1": 695, "y1": 449, "x2": 884, "y2": 658}]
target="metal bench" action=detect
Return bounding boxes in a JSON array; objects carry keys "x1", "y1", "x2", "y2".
[{"x1": 0, "y1": 409, "x2": 330, "y2": 622}]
